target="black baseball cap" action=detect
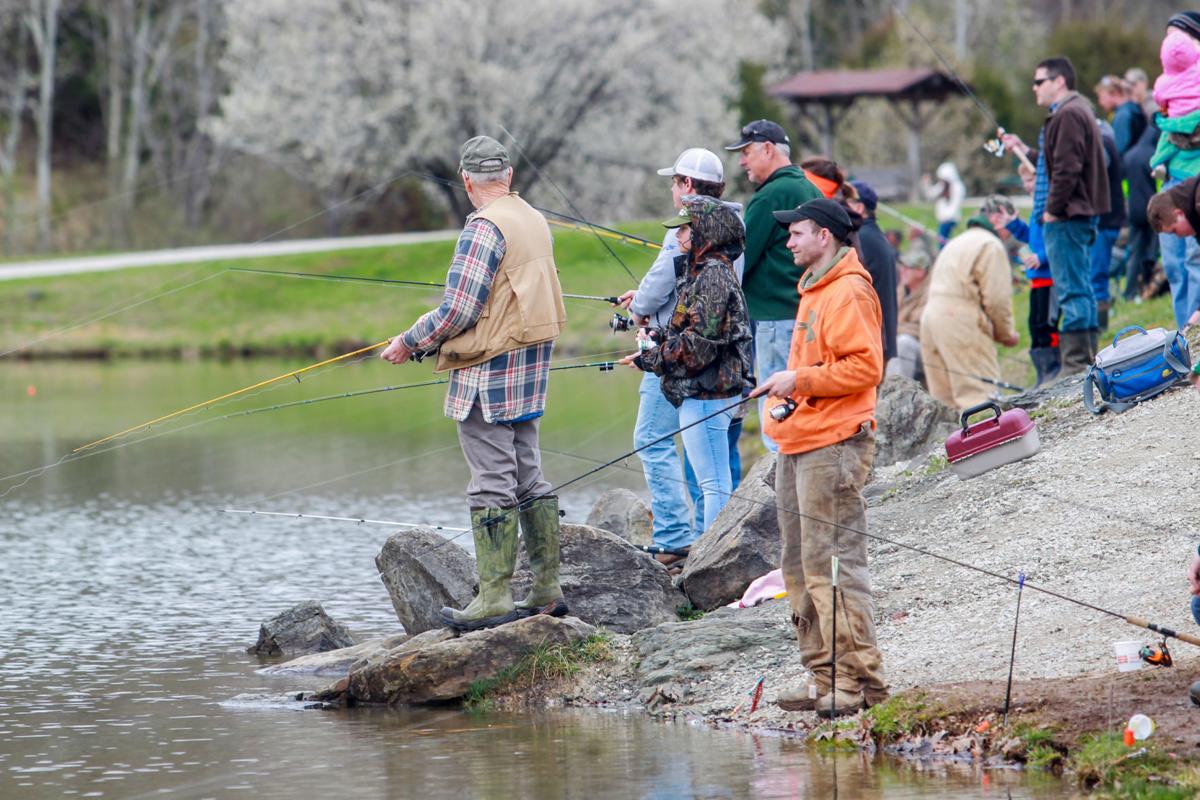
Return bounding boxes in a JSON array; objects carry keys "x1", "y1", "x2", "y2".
[
  {"x1": 773, "y1": 198, "x2": 853, "y2": 242},
  {"x1": 725, "y1": 119, "x2": 790, "y2": 151}
]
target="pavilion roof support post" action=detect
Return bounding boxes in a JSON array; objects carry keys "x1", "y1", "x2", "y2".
[{"x1": 892, "y1": 95, "x2": 932, "y2": 201}]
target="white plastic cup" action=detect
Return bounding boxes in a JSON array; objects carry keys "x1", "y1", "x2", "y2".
[
  {"x1": 1128, "y1": 714, "x2": 1155, "y2": 740},
  {"x1": 1113, "y1": 641, "x2": 1144, "y2": 672}
]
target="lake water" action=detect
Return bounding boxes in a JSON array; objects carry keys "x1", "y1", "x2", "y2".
[{"x1": 0, "y1": 359, "x2": 1075, "y2": 798}]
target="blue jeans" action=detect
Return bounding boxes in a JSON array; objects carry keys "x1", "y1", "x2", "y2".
[
  {"x1": 678, "y1": 398, "x2": 733, "y2": 534},
  {"x1": 1089, "y1": 226, "x2": 1120, "y2": 306},
  {"x1": 937, "y1": 220, "x2": 957, "y2": 241},
  {"x1": 753, "y1": 318, "x2": 794, "y2": 452},
  {"x1": 683, "y1": 418, "x2": 742, "y2": 534},
  {"x1": 633, "y1": 372, "x2": 692, "y2": 549},
  {"x1": 1044, "y1": 218, "x2": 1098, "y2": 332},
  {"x1": 1192, "y1": 594, "x2": 1200, "y2": 626}
]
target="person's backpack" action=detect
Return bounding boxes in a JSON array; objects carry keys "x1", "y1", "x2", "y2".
[{"x1": 1083, "y1": 326, "x2": 1192, "y2": 414}]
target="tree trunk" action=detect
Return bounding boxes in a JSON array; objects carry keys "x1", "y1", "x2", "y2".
[
  {"x1": 0, "y1": 16, "x2": 28, "y2": 253},
  {"x1": 105, "y1": 0, "x2": 129, "y2": 244},
  {"x1": 120, "y1": 2, "x2": 150, "y2": 203},
  {"x1": 27, "y1": 0, "x2": 61, "y2": 251}
]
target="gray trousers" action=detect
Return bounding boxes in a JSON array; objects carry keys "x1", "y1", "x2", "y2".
[{"x1": 456, "y1": 401, "x2": 553, "y2": 508}]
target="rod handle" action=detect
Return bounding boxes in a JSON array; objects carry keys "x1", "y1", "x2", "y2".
[{"x1": 1125, "y1": 616, "x2": 1200, "y2": 647}]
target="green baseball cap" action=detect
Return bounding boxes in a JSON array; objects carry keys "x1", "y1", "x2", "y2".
[
  {"x1": 662, "y1": 206, "x2": 692, "y2": 228},
  {"x1": 459, "y1": 136, "x2": 510, "y2": 173}
]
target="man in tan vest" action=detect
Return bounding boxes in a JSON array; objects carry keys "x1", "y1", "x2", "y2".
[{"x1": 381, "y1": 136, "x2": 568, "y2": 632}]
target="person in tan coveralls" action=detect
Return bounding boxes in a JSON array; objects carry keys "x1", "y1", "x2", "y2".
[
  {"x1": 919, "y1": 217, "x2": 1020, "y2": 410},
  {"x1": 752, "y1": 198, "x2": 887, "y2": 718}
]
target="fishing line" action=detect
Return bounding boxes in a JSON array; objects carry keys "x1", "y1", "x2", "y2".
[
  {"x1": 221, "y1": 509, "x2": 468, "y2": 533},
  {"x1": 540, "y1": 448, "x2": 1198, "y2": 646},
  {"x1": 891, "y1": 4, "x2": 1002, "y2": 132},
  {"x1": 3, "y1": 167, "x2": 420, "y2": 359},
  {"x1": 495, "y1": 123, "x2": 639, "y2": 284},
  {"x1": 229, "y1": 266, "x2": 621, "y2": 303}
]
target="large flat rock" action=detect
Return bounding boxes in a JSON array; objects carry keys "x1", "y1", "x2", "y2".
[{"x1": 327, "y1": 615, "x2": 596, "y2": 705}]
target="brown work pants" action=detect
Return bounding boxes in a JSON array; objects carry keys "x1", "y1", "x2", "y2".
[
  {"x1": 776, "y1": 423, "x2": 887, "y2": 701},
  {"x1": 920, "y1": 304, "x2": 1000, "y2": 411}
]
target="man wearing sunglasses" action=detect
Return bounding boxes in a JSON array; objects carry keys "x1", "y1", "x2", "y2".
[{"x1": 1001, "y1": 57, "x2": 1110, "y2": 375}]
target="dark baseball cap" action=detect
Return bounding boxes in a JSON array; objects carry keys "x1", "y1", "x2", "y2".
[
  {"x1": 725, "y1": 119, "x2": 790, "y2": 151},
  {"x1": 773, "y1": 198, "x2": 853, "y2": 242},
  {"x1": 459, "y1": 135, "x2": 511, "y2": 173},
  {"x1": 849, "y1": 180, "x2": 877, "y2": 211}
]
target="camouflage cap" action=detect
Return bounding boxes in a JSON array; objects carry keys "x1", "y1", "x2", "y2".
[
  {"x1": 900, "y1": 249, "x2": 932, "y2": 271},
  {"x1": 682, "y1": 194, "x2": 743, "y2": 250},
  {"x1": 979, "y1": 194, "x2": 1015, "y2": 217},
  {"x1": 662, "y1": 205, "x2": 692, "y2": 229},
  {"x1": 459, "y1": 136, "x2": 511, "y2": 173}
]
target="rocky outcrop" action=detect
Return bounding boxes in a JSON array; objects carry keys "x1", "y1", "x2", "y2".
[
  {"x1": 376, "y1": 527, "x2": 477, "y2": 635},
  {"x1": 632, "y1": 609, "x2": 793, "y2": 686},
  {"x1": 320, "y1": 615, "x2": 596, "y2": 705},
  {"x1": 247, "y1": 600, "x2": 356, "y2": 657},
  {"x1": 512, "y1": 523, "x2": 685, "y2": 633},
  {"x1": 257, "y1": 633, "x2": 410, "y2": 677},
  {"x1": 874, "y1": 375, "x2": 958, "y2": 467},
  {"x1": 679, "y1": 454, "x2": 780, "y2": 611},
  {"x1": 585, "y1": 488, "x2": 653, "y2": 547}
]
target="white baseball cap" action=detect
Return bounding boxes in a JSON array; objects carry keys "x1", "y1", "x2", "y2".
[{"x1": 656, "y1": 147, "x2": 723, "y2": 183}]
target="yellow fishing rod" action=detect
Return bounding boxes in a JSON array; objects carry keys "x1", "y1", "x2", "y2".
[
  {"x1": 72, "y1": 339, "x2": 391, "y2": 453},
  {"x1": 545, "y1": 217, "x2": 661, "y2": 251}
]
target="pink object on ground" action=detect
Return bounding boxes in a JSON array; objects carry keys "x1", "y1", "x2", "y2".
[
  {"x1": 728, "y1": 569, "x2": 787, "y2": 608},
  {"x1": 1154, "y1": 28, "x2": 1200, "y2": 117}
]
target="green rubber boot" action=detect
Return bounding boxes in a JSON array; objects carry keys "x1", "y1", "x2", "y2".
[
  {"x1": 440, "y1": 507, "x2": 519, "y2": 632},
  {"x1": 514, "y1": 496, "x2": 568, "y2": 618}
]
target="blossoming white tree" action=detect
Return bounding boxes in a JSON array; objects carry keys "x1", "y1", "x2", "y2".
[{"x1": 211, "y1": 0, "x2": 784, "y2": 221}]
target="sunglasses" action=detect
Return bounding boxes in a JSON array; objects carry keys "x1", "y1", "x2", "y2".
[{"x1": 1032, "y1": 76, "x2": 1053, "y2": 88}]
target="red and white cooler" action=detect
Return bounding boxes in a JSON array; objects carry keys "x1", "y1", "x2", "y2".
[{"x1": 944, "y1": 401, "x2": 1040, "y2": 480}]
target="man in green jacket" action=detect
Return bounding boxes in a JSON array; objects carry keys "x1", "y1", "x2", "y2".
[{"x1": 726, "y1": 120, "x2": 821, "y2": 451}]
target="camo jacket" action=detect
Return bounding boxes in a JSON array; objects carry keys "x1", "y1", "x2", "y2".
[{"x1": 635, "y1": 196, "x2": 754, "y2": 407}]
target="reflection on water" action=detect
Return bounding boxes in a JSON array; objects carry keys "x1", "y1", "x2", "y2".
[{"x1": 0, "y1": 362, "x2": 1073, "y2": 798}]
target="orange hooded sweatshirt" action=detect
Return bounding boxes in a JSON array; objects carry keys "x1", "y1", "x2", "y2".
[{"x1": 762, "y1": 246, "x2": 883, "y2": 455}]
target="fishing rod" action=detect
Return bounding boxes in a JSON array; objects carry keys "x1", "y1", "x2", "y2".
[
  {"x1": 546, "y1": 217, "x2": 661, "y2": 251},
  {"x1": 893, "y1": 355, "x2": 1027, "y2": 393},
  {"x1": 874, "y1": 202, "x2": 946, "y2": 246},
  {"x1": 539, "y1": 448, "x2": 1200, "y2": 650},
  {"x1": 220, "y1": 361, "x2": 617, "y2": 421},
  {"x1": 72, "y1": 340, "x2": 392, "y2": 453},
  {"x1": 229, "y1": 266, "x2": 622, "y2": 304},
  {"x1": 891, "y1": 4, "x2": 1035, "y2": 173},
  {"x1": 221, "y1": 509, "x2": 468, "y2": 533}
]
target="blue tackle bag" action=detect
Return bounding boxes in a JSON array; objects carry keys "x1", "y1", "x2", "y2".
[{"x1": 1083, "y1": 326, "x2": 1192, "y2": 414}]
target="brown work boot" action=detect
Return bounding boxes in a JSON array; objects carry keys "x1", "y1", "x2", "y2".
[
  {"x1": 863, "y1": 688, "x2": 891, "y2": 709},
  {"x1": 816, "y1": 688, "x2": 865, "y2": 719},
  {"x1": 777, "y1": 681, "x2": 822, "y2": 712}
]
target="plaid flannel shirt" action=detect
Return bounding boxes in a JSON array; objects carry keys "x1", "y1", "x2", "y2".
[
  {"x1": 400, "y1": 218, "x2": 553, "y2": 424},
  {"x1": 1031, "y1": 100, "x2": 1060, "y2": 221}
]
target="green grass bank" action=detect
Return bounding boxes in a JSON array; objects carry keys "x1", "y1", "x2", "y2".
[{"x1": 0, "y1": 203, "x2": 1177, "y2": 365}]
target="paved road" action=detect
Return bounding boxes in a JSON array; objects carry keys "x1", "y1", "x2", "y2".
[{"x1": 0, "y1": 229, "x2": 460, "y2": 281}]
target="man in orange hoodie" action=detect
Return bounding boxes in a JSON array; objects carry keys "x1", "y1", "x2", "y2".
[{"x1": 751, "y1": 198, "x2": 887, "y2": 718}]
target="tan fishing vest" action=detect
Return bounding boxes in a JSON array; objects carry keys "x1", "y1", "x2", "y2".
[{"x1": 436, "y1": 193, "x2": 567, "y2": 372}]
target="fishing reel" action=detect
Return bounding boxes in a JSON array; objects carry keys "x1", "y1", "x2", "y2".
[
  {"x1": 609, "y1": 312, "x2": 634, "y2": 333},
  {"x1": 769, "y1": 398, "x2": 798, "y2": 422},
  {"x1": 1139, "y1": 639, "x2": 1173, "y2": 668}
]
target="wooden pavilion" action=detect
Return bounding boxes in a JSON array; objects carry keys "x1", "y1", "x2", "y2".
[{"x1": 769, "y1": 68, "x2": 970, "y2": 198}]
